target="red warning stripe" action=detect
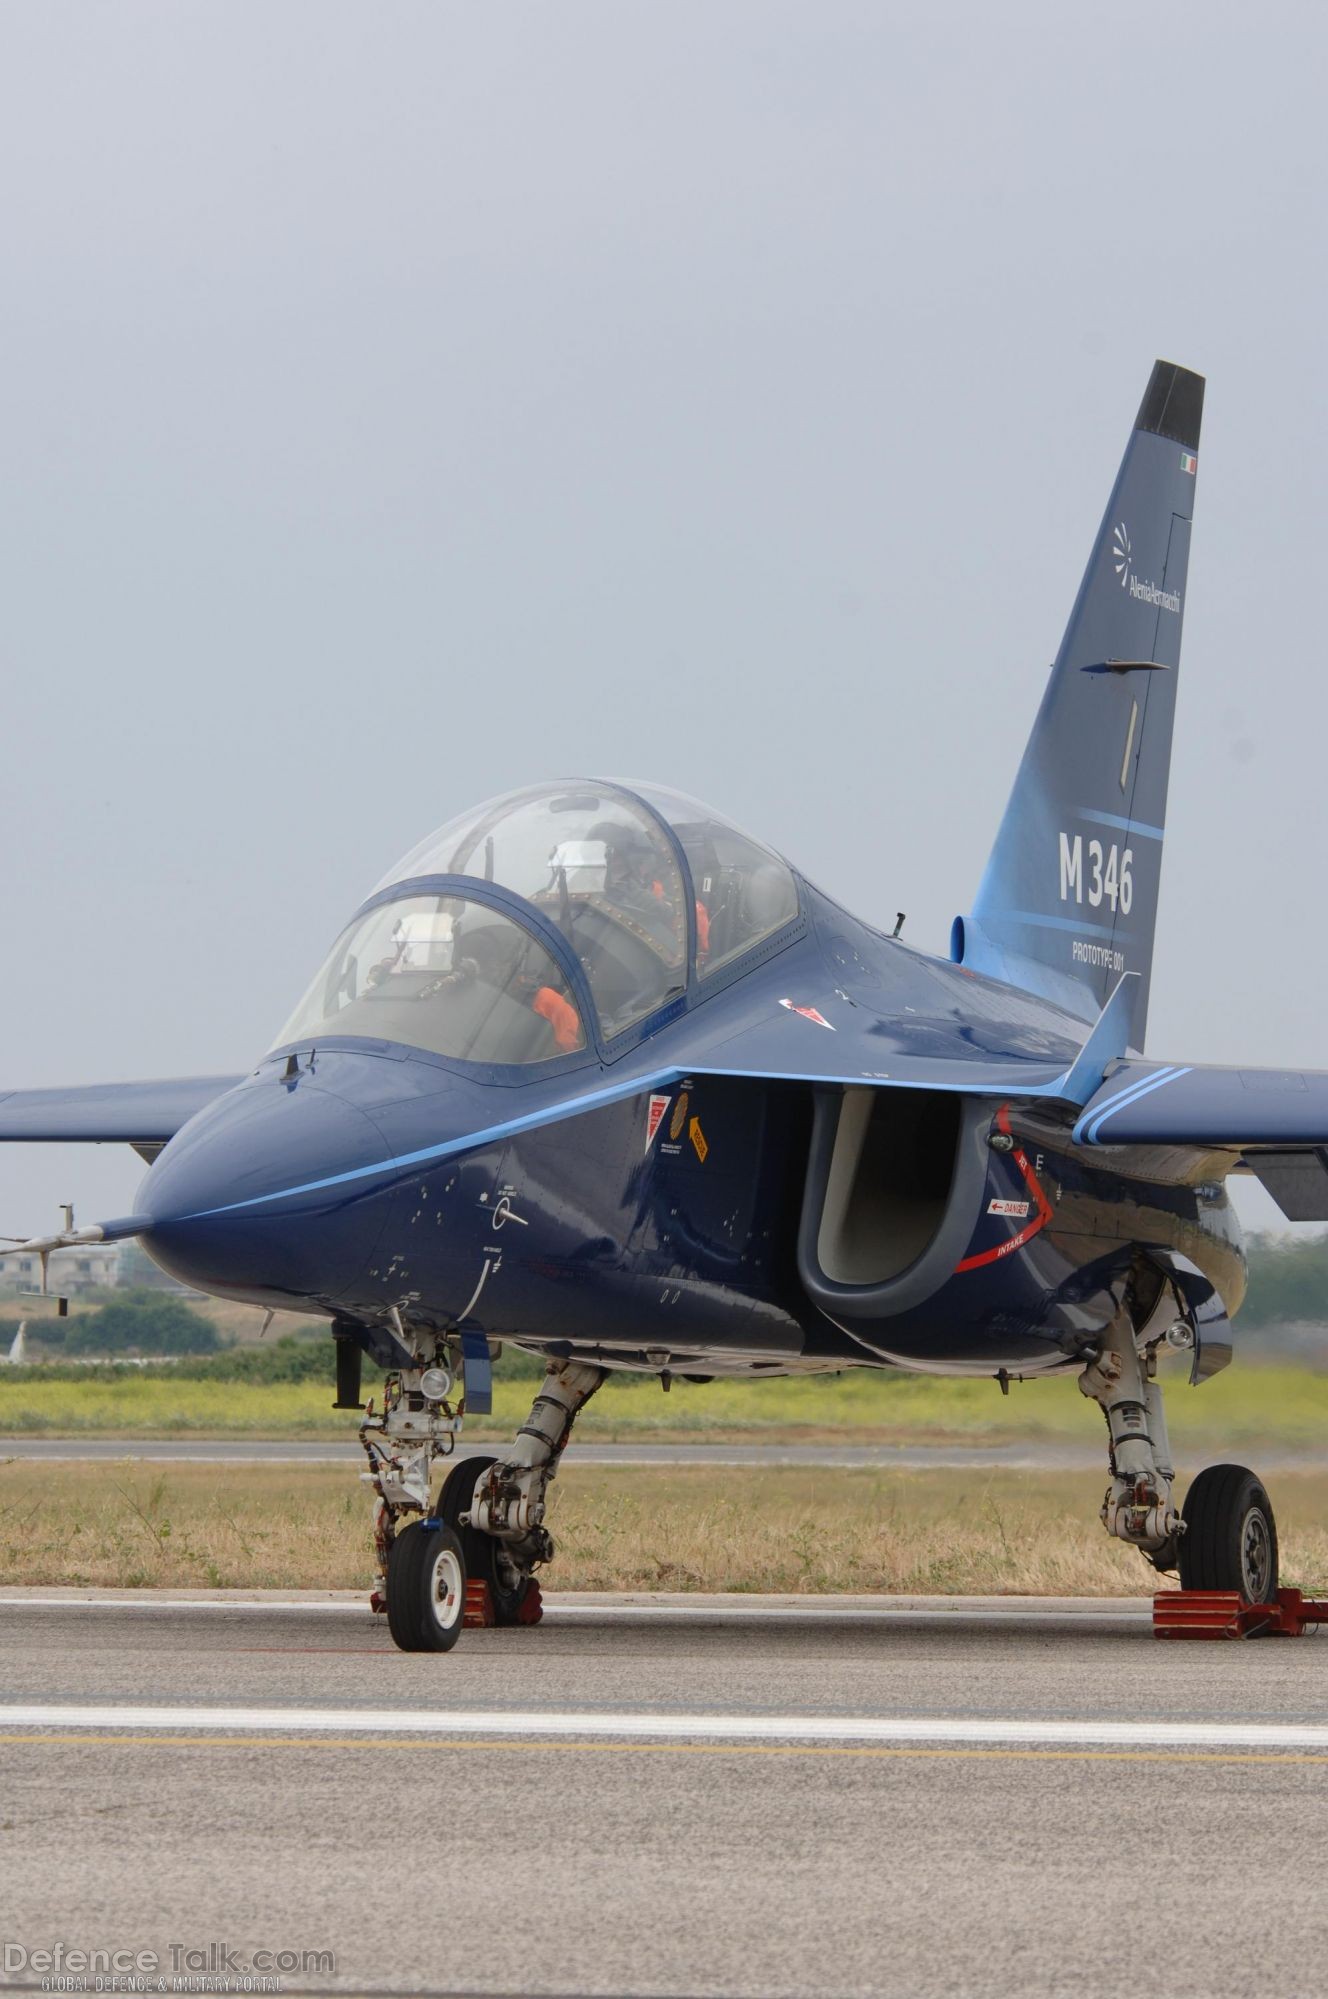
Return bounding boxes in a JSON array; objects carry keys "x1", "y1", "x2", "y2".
[{"x1": 954, "y1": 1105, "x2": 1054, "y2": 1273}]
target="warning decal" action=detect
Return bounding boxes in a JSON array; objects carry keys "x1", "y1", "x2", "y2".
[
  {"x1": 779, "y1": 998, "x2": 835, "y2": 1031},
  {"x1": 954, "y1": 1107, "x2": 1054, "y2": 1273},
  {"x1": 645, "y1": 1093, "x2": 671, "y2": 1152}
]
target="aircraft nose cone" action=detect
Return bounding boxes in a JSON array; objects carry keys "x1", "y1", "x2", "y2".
[{"x1": 138, "y1": 1073, "x2": 396, "y2": 1307}]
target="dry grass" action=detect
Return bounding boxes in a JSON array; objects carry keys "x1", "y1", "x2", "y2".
[{"x1": 5, "y1": 1459, "x2": 1328, "y2": 1596}]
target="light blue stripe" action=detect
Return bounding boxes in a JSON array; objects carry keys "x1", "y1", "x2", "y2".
[
  {"x1": 182, "y1": 1069, "x2": 686, "y2": 1220},
  {"x1": 687, "y1": 1065, "x2": 1070, "y2": 1092},
  {"x1": 1080, "y1": 1066, "x2": 1183, "y2": 1145},
  {"x1": 1088, "y1": 1065, "x2": 1190, "y2": 1143},
  {"x1": 1005, "y1": 910, "x2": 1137, "y2": 941},
  {"x1": 1080, "y1": 1065, "x2": 1191, "y2": 1146},
  {"x1": 1072, "y1": 1065, "x2": 1179, "y2": 1145},
  {"x1": 181, "y1": 1052, "x2": 1085, "y2": 1224},
  {"x1": 1077, "y1": 809, "x2": 1165, "y2": 841}
]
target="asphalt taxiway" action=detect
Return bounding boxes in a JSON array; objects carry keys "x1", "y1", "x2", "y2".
[
  {"x1": 7, "y1": 1437, "x2": 1328, "y2": 1473},
  {"x1": 1, "y1": 1589, "x2": 1326, "y2": 1998},
  {"x1": 0, "y1": 1435, "x2": 1104, "y2": 1468}
]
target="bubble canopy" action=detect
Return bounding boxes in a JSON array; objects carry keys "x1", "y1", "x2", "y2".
[
  {"x1": 274, "y1": 895, "x2": 587, "y2": 1067},
  {"x1": 277, "y1": 782, "x2": 800, "y2": 1062}
]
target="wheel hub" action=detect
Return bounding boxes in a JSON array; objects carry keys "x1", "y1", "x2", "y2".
[
  {"x1": 430, "y1": 1546, "x2": 462, "y2": 1625},
  {"x1": 1241, "y1": 1508, "x2": 1273, "y2": 1605}
]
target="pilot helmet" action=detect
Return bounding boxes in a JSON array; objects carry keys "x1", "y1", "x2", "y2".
[{"x1": 590, "y1": 819, "x2": 658, "y2": 892}]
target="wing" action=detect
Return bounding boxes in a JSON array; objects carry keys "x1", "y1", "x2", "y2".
[
  {"x1": 1073, "y1": 1059, "x2": 1328, "y2": 1219},
  {"x1": 0, "y1": 1075, "x2": 243, "y2": 1154},
  {"x1": 674, "y1": 963, "x2": 1088, "y2": 1097}
]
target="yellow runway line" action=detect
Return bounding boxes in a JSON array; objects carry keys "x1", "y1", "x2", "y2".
[{"x1": 1, "y1": 1732, "x2": 1326, "y2": 1768}]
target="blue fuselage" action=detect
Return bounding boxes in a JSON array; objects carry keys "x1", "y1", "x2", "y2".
[{"x1": 136, "y1": 879, "x2": 1245, "y2": 1380}]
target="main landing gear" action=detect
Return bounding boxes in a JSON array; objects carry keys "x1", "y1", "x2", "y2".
[
  {"x1": 360, "y1": 1352, "x2": 605, "y2": 1653},
  {"x1": 1078, "y1": 1312, "x2": 1280, "y2": 1603},
  {"x1": 1177, "y1": 1463, "x2": 1279, "y2": 1602}
]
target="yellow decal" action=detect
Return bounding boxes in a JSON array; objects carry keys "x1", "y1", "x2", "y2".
[{"x1": 689, "y1": 1117, "x2": 708, "y2": 1164}]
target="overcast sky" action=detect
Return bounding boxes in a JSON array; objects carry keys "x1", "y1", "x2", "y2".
[{"x1": 2, "y1": 2, "x2": 1326, "y2": 1240}]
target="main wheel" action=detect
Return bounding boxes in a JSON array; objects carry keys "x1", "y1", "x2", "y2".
[
  {"x1": 385, "y1": 1519, "x2": 467, "y2": 1652},
  {"x1": 1178, "y1": 1464, "x2": 1279, "y2": 1603},
  {"x1": 441, "y1": 1453, "x2": 536, "y2": 1626}
]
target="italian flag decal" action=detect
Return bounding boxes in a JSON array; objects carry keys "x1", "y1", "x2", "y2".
[{"x1": 1180, "y1": 451, "x2": 1197, "y2": 475}]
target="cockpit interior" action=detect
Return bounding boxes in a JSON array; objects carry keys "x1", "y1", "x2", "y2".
[{"x1": 274, "y1": 782, "x2": 801, "y2": 1067}]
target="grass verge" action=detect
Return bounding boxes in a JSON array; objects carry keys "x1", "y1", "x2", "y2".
[
  {"x1": 5, "y1": 1460, "x2": 1328, "y2": 1595},
  {"x1": 3, "y1": 1360, "x2": 1328, "y2": 1447}
]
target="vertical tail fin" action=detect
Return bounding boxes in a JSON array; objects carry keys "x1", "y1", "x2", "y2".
[{"x1": 954, "y1": 359, "x2": 1204, "y2": 1046}]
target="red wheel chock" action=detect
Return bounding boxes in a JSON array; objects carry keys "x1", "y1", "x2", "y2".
[
  {"x1": 462, "y1": 1579, "x2": 544, "y2": 1628},
  {"x1": 464, "y1": 1579, "x2": 496, "y2": 1627},
  {"x1": 1153, "y1": 1587, "x2": 1328, "y2": 1639},
  {"x1": 515, "y1": 1580, "x2": 544, "y2": 1625}
]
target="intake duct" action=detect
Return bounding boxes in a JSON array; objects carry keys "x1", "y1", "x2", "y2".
[{"x1": 797, "y1": 1088, "x2": 991, "y2": 1322}]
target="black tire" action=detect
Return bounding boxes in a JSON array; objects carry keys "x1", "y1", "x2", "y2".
[
  {"x1": 385, "y1": 1519, "x2": 467, "y2": 1652},
  {"x1": 1178, "y1": 1464, "x2": 1279, "y2": 1603},
  {"x1": 440, "y1": 1453, "x2": 535, "y2": 1626}
]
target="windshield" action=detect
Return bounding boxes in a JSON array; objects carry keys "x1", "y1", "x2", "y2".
[
  {"x1": 273, "y1": 895, "x2": 586, "y2": 1065},
  {"x1": 378, "y1": 785, "x2": 687, "y2": 1037}
]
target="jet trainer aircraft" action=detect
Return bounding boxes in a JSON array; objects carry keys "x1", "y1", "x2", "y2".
[{"x1": 1, "y1": 360, "x2": 1312, "y2": 1648}]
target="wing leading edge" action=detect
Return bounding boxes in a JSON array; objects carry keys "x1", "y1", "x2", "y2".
[
  {"x1": 0, "y1": 1076, "x2": 244, "y2": 1148},
  {"x1": 1074, "y1": 1059, "x2": 1328, "y2": 1220}
]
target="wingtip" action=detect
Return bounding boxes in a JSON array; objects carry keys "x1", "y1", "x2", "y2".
[{"x1": 1136, "y1": 359, "x2": 1205, "y2": 451}]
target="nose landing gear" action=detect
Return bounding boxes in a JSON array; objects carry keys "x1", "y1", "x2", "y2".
[{"x1": 360, "y1": 1344, "x2": 605, "y2": 1652}]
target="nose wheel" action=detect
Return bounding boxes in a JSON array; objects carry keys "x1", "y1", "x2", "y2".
[
  {"x1": 385, "y1": 1519, "x2": 467, "y2": 1652},
  {"x1": 1178, "y1": 1463, "x2": 1280, "y2": 1603}
]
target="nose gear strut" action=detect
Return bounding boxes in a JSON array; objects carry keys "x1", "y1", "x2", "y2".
[
  {"x1": 359, "y1": 1349, "x2": 464, "y2": 1614},
  {"x1": 356, "y1": 1329, "x2": 604, "y2": 1644}
]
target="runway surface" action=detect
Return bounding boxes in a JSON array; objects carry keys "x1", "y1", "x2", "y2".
[
  {"x1": 0, "y1": 1434, "x2": 1105, "y2": 1468},
  {"x1": 6, "y1": 1434, "x2": 1328, "y2": 1473},
  {"x1": 2, "y1": 1590, "x2": 1327, "y2": 1997}
]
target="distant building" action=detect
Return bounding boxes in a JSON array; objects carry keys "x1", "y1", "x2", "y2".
[
  {"x1": 0, "y1": 1243, "x2": 121, "y2": 1296},
  {"x1": 0, "y1": 1240, "x2": 199, "y2": 1299}
]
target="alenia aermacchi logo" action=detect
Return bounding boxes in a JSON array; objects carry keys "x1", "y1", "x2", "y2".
[{"x1": 1109, "y1": 519, "x2": 1181, "y2": 615}]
